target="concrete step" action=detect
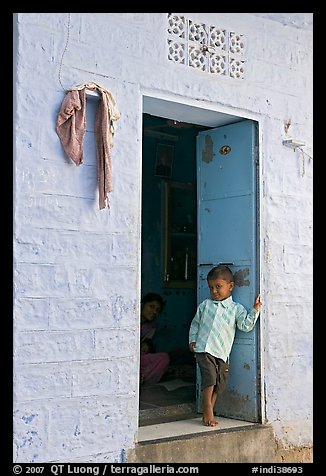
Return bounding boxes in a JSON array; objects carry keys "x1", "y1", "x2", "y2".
[{"x1": 128, "y1": 417, "x2": 277, "y2": 463}]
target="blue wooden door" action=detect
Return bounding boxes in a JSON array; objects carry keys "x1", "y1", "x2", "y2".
[{"x1": 196, "y1": 119, "x2": 260, "y2": 422}]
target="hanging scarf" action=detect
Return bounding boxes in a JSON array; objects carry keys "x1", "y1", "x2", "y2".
[{"x1": 56, "y1": 82, "x2": 120, "y2": 209}]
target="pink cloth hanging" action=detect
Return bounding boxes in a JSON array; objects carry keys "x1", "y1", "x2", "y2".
[{"x1": 56, "y1": 82, "x2": 120, "y2": 209}]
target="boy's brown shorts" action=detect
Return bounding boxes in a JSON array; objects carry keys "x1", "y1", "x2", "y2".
[{"x1": 195, "y1": 352, "x2": 229, "y2": 393}]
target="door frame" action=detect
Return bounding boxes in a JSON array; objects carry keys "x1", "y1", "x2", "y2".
[{"x1": 141, "y1": 90, "x2": 265, "y2": 424}]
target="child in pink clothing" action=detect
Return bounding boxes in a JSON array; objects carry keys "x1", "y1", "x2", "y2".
[{"x1": 140, "y1": 293, "x2": 170, "y2": 385}]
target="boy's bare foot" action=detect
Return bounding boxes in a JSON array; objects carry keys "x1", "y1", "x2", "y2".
[{"x1": 202, "y1": 413, "x2": 218, "y2": 426}]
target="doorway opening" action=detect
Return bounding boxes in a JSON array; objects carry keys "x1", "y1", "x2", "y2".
[
  {"x1": 140, "y1": 97, "x2": 259, "y2": 427},
  {"x1": 140, "y1": 113, "x2": 204, "y2": 425}
]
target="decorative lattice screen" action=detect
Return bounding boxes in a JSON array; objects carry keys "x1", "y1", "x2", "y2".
[{"x1": 167, "y1": 14, "x2": 246, "y2": 79}]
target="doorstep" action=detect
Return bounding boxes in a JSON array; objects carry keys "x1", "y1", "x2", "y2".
[{"x1": 137, "y1": 415, "x2": 256, "y2": 442}]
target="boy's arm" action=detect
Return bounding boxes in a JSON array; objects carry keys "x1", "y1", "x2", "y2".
[
  {"x1": 189, "y1": 302, "x2": 203, "y2": 344},
  {"x1": 189, "y1": 315, "x2": 199, "y2": 343},
  {"x1": 236, "y1": 294, "x2": 261, "y2": 332}
]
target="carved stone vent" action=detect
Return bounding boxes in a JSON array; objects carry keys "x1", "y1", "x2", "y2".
[{"x1": 167, "y1": 14, "x2": 245, "y2": 79}]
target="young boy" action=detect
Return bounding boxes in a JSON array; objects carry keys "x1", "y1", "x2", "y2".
[{"x1": 189, "y1": 265, "x2": 261, "y2": 427}]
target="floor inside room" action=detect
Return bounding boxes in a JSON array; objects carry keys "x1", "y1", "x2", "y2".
[{"x1": 139, "y1": 363, "x2": 197, "y2": 426}]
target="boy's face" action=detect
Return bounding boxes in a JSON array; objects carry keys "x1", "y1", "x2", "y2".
[{"x1": 208, "y1": 277, "x2": 234, "y2": 301}]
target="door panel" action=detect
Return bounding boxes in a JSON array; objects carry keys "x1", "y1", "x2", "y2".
[
  {"x1": 200, "y1": 194, "x2": 254, "y2": 264},
  {"x1": 196, "y1": 119, "x2": 260, "y2": 422}
]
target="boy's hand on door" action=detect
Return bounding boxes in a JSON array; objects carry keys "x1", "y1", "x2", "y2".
[{"x1": 254, "y1": 294, "x2": 262, "y2": 312}]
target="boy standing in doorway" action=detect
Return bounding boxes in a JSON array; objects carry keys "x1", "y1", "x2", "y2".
[{"x1": 189, "y1": 265, "x2": 261, "y2": 426}]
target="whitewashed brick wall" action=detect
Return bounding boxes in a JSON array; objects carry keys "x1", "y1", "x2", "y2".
[{"x1": 13, "y1": 12, "x2": 313, "y2": 462}]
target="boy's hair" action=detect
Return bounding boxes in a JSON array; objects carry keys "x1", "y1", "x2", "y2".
[{"x1": 207, "y1": 265, "x2": 234, "y2": 282}]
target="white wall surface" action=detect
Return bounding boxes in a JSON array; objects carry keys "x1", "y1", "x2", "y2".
[{"x1": 13, "y1": 12, "x2": 313, "y2": 462}]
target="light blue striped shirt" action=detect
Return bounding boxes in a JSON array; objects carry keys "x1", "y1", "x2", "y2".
[{"x1": 189, "y1": 296, "x2": 259, "y2": 362}]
